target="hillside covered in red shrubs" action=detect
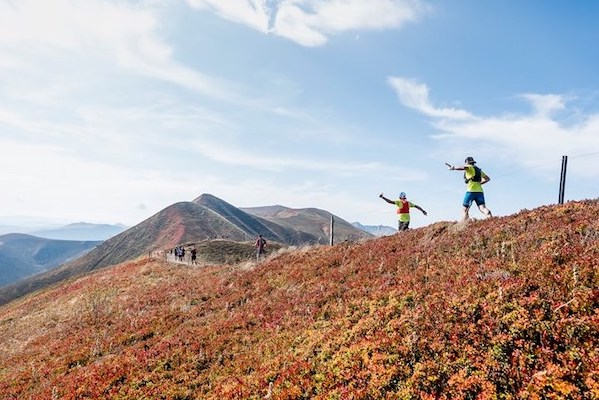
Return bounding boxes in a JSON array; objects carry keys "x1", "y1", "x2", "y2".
[{"x1": 0, "y1": 200, "x2": 597, "y2": 399}]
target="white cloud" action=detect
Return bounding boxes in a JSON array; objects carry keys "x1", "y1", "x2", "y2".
[
  {"x1": 186, "y1": 0, "x2": 271, "y2": 32},
  {"x1": 388, "y1": 77, "x2": 474, "y2": 120},
  {"x1": 0, "y1": 137, "x2": 233, "y2": 225},
  {"x1": 0, "y1": 0, "x2": 227, "y2": 98},
  {"x1": 435, "y1": 107, "x2": 599, "y2": 169},
  {"x1": 281, "y1": 0, "x2": 425, "y2": 32},
  {"x1": 0, "y1": 0, "x2": 161, "y2": 56},
  {"x1": 192, "y1": 140, "x2": 426, "y2": 180},
  {"x1": 519, "y1": 93, "x2": 567, "y2": 117},
  {"x1": 186, "y1": 0, "x2": 430, "y2": 47},
  {"x1": 273, "y1": 2, "x2": 329, "y2": 46},
  {"x1": 389, "y1": 77, "x2": 599, "y2": 177},
  {"x1": 0, "y1": 139, "x2": 137, "y2": 223}
]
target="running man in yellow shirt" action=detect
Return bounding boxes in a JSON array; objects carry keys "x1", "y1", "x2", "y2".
[
  {"x1": 380, "y1": 192, "x2": 427, "y2": 231},
  {"x1": 446, "y1": 156, "x2": 493, "y2": 220}
]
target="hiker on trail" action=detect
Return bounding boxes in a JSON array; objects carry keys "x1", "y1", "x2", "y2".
[
  {"x1": 255, "y1": 234, "x2": 267, "y2": 261},
  {"x1": 446, "y1": 156, "x2": 493, "y2": 220},
  {"x1": 379, "y1": 192, "x2": 427, "y2": 231},
  {"x1": 190, "y1": 247, "x2": 197, "y2": 265},
  {"x1": 175, "y1": 246, "x2": 185, "y2": 262}
]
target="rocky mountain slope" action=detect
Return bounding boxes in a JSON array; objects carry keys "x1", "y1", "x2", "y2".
[{"x1": 0, "y1": 199, "x2": 596, "y2": 399}]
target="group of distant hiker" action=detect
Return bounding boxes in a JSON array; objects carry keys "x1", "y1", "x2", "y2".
[
  {"x1": 171, "y1": 245, "x2": 198, "y2": 265},
  {"x1": 167, "y1": 238, "x2": 267, "y2": 265},
  {"x1": 173, "y1": 246, "x2": 185, "y2": 262},
  {"x1": 381, "y1": 156, "x2": 492, "y2": 231}
]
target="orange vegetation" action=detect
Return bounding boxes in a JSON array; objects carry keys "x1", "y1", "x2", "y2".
[{"x1": 0, "y1": 200, "x2": 597, "y2": 399}]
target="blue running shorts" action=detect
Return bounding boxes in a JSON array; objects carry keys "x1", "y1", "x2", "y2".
[{"x1": 463, "y1": 191, "x2": 485, "y2": 207}]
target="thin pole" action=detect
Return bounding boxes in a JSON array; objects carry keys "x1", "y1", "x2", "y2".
[
  {"x1": 329, "y1": 215, "x2": 334, "y2": 246},
  {"x1": 558, "y1": 155, "x2": 568, "y2": 204}
]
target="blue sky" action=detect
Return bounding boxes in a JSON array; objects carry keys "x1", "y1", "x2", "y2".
[{"x1": 0, "y1": 0, "x2": 597, "y2": 229}]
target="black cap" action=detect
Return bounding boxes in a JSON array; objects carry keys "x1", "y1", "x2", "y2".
[{"x1": 465, "y1": 156, "x2": 476, "y2": 164}]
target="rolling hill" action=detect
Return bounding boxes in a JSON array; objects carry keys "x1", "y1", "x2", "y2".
[
  {"x1": 0, "y1": 194, "x2": 370, "y2": 306},
  {"x1": 241, "y1": 204, "x2": 369, "y2": 243},
  {"x1": 0, "y1": 234, "x2": 101, "y2": 288},
  {"x1": 0, "y1": 200, "x2": 597, "y2": 399}
]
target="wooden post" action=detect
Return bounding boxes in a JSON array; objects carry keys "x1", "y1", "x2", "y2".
[
  {"x1": 329, "y1": 215, "x2": 334, "y2": 246},
  {"x1": 558, "y1": 155, "x2": 568, "y2": 204}
]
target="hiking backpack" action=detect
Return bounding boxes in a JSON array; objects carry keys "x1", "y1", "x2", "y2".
[{"x1": 464, "y1": 166, "x2": 482, "y2": 184}]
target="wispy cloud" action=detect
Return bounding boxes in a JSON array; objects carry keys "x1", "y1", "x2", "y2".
[
  {"x1": 0, "y1": 136, "x2": 226, "y2": 224},
  {"x1": 193, "y1": 140, "x2": 426, "y2": 180},
  {"x1": 0, "y1": 0, "x2": 228, "y2": 98},
  {"x1": 389, "y1": 76, "x2": 599, "y2": 176},
  {"x1": 518, "y1": 93, "x2": 567, "y2": 117},
  {"x1": 0, "y1": 0, "x2": 248, "y2": 174},
  {"x1": 186, "y1": 0, "x2": 430, "y2": 47},
  {"x1": 186, "y1": 0, "x2": 270, "y2": 32},
  {"x1": 388, "y1": 77, "x2": 474, "y2": 120}
]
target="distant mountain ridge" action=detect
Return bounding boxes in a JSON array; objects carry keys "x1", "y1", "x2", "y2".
[
  {"x1": 0, "y1": 216, "x2": 67, "y2": 235},
  {"x1": 242, "y1": 204, "x2": 367, "y2": 243},
  {"x1": 32, "y1": 222, "x2": 127, "y2": 241},
  {"x1": 352, "y1": 222, "x2": 397, "y2": 236},
  {"x1": 0, "y1": 234, "x2": 101, "y2": 288},
  {"x1": 0, "y1": 194, "x2": 371, "y2": 305}
]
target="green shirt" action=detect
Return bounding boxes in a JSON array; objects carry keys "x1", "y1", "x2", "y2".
[
  {"x1": 465, "y1": 165, "x2": 488, "y2": 193},
  {"x1": 394, "y1": 200, "x2": 415, "y2": 222}
]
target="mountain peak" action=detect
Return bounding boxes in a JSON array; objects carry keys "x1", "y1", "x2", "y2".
[{"x1": 192, "y1": 193, "x2": 222, "y2": 204}]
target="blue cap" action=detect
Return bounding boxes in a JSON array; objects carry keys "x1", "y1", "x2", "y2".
[{"x1": 399, "y1": 192, "x2": 407, "y2": 199}]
